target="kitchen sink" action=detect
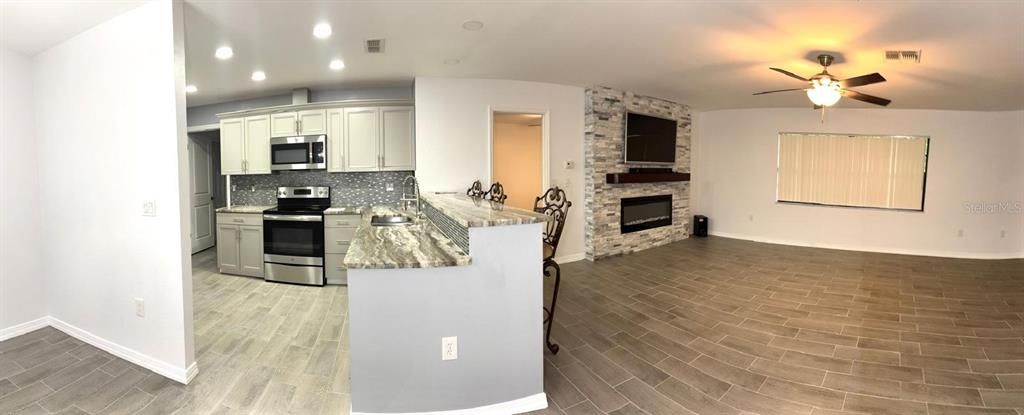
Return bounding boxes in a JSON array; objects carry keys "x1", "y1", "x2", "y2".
[{"x1": 370, "y1": 214, "x2": 415, "y2": 226}]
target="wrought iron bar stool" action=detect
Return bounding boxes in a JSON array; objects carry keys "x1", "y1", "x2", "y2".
[
  {"x1": 534, "y1": 187, "x2": 571, "y2": 354},
  {"x1": 484, "y1": 182, "x2": 508, "y2": 204},
  {"x1": 466, "y1": 180, "x2": 486, "y2": 198}
]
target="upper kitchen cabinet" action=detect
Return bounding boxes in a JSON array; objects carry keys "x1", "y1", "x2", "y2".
[
  {"x1": 344, "y1": 107, "x2": 381, "y2": 172},
  {"x1": 220, "y1": 118, "x2": 245, "y2": 175},
  {"x1": 269, "y1": 110, "x2": 326, "y2": 137},
  {"x1": 244, "y1": 115, "x2": 271, "y2": 174},
  {"x1": 327, "y1": 109, "x2": 345, "y2": 172},
  {"x1": 380, "y1": 107, "x2": 416, "y2": 171},
  {"x1": 270, "y1": 112, "x2": 297, "y2": 137},
  {"x1": 219, "y1": 115, "x2": 271, "y2": 175},
  {"x1": 342, "y1": 106, "x2": 415, "y2": 172}
]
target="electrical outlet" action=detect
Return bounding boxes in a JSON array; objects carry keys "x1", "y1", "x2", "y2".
[
  {"x1": 135, "y1": 298, "x2": 145, "y2": 318},
  {"x1": 142, "y1": 200, "x2": 157, "y2": 217},
  {"x1": 442, "y1": 336, "x2": 458, "y2": 361},
  {"x1": 564, "y1": 160, "x2": 576, "y2": 170}
]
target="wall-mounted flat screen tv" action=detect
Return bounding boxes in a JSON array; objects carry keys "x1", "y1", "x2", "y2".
[{"x1": 624, "y1": 112, "x2": 676, "y2": 165}]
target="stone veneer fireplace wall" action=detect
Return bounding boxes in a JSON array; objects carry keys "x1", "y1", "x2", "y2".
[{"x1": 584, "y1": 86, "x2": 692, "y2": 260}]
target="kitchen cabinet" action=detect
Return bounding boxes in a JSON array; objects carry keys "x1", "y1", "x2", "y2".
[
  {"x1": 220, "y1": 118, "x2": 245, "y2": 175},
  {"x1": 219, "y1": 116, "x2": 271, "y2": 175},
  {"x1": 380, "y1": 106, "x2": 416, "y2": 171},
  {"x1": 341, "y1": 106, "x2": 415, "y2": 172},
  {"x1": 269, "y1": 109, "x2": 326, "y2": 137},
  {"x1": 344, "y1": 107, "x2": 381, "y2": 172},
  {"x1": 324, "y1": 214, "x2": 359, "y2": 285},
  {"x1": 216, "y1": 213, "x2": 264, "y2": 277},
  {"x1": 327, "y1": 109, "x2": 344, "y2": 172}
]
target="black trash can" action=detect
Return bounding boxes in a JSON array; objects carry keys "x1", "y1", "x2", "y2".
[{"x1": 694, "y1": 215, "x2": 708, "y2": 237}]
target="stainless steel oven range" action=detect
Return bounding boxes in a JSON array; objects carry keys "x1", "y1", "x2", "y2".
[{"x1": 263, "y1": 186, "x2": 330, "y2": 286}]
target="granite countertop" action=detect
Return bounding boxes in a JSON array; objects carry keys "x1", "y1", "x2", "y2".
[
  {"x1": 325, "y1": 206, "x2": 368, "y2": 215},
  {"x1": 344, "y1": 207, "x2": 471, "y2": 269},
  {"x1": 216, "y1": 205, "x2": 275, "y2": 214},
  {"x1": 420, "y1": 193, "x2": 551, "y2": 227}
]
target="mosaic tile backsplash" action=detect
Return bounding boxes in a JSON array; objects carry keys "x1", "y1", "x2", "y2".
[{"x1": 229, "y1": 171, "x2": 414, "y2": 207}]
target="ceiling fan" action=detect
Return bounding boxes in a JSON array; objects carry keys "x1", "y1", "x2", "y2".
[{"x1": 754, "y1": 54, "x2": 892, "y2": 113}]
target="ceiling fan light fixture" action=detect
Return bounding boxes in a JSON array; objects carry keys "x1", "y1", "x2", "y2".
[{"x1": 806, "y1": 78, "x2": 841, "y2": 107}]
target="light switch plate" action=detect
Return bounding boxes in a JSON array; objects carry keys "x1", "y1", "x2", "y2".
[
  {"x1": 442, "y1": 336, "x2": 458, "y2": 361},
  {"x1": 142, "y1": 200, "x2": 157, "y2": 217}
]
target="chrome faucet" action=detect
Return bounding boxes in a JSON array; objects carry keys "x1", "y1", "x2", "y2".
[{"x1": 400, "y1": 175, "x2": 421, "y2": 214}]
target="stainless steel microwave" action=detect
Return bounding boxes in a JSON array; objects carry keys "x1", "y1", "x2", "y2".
[{"x1": 270, "y1": 135, "x2": 326, "y2": 171}]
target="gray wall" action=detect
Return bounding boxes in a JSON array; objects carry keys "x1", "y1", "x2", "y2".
[
  {"x1": 186, "y1": 85, "x2": 414, "y2": 127},
  {"x1": 347, "y1": 223, "x2": 545, "y2": 413},
  {"x1": 230, "y1": 170, "x2": 413, "y2": 207}
]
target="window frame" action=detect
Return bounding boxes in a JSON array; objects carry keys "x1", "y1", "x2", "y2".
[{"x1": 775, "y1": 132, "x2": 931, "y2": 212}]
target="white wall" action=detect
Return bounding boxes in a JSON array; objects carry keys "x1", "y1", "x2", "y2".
[
  {"x1": 31, "y1": 0, "x2": 195, "y2": 381},
  {"x1": 0, "y1": 47, "x2": 46, "y2": 338},
  {"x1": 415, "y1": 78, "x2": 586, "y2": 261},
  {"x1": 694, "y1": 108, "x2": 1024, "y2": 259}
]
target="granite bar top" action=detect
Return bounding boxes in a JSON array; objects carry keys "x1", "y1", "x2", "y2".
[
  {"x1": 216, "y1": 205, "x2": 275, "y2": 214},
  {"x1": 325, "y1": 206, "x2": 368, "y2": 215},
  {"x1": 419, "y1": 193, "x2": 551, "y2": 228},
  {"x1": 344, "y1": 207, "x2": 471, "y2": 269}
]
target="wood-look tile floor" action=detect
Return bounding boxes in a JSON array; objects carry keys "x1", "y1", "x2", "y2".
[
  {"x1": 529, "y1": 237, "x2": 1024, "y2": 415},
  {"x1": 2, "y1": 236, "x2": 1023, "y2": 414},
  {"x1": 0, "y1": 248, "x2": 351, "y2": 415}
]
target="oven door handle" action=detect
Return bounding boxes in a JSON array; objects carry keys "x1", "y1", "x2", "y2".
[{"x1": 263, "y1": 214, "x2": 323, "y2": 222}]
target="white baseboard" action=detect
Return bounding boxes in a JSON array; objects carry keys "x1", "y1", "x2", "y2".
[
  {"x1": 553, "y1": 253, "x2": 585, "y2": 264},
  {"x1": 47, "y1": 317, "x2": 195, "y2": 384},
  {"x1": 0, "y1": 317, "x2": 50, "y2": 342},
  {"x1": 352, "y1": 393, "x2": 547, "y2": 415},
  {"x1": 709, "y1": 231, "x2": 1024, "y2": 260}
]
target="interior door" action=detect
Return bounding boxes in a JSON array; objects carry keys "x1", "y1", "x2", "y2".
[{"x1": 189, "y1": 136, "x2": 215, "y2": 253}]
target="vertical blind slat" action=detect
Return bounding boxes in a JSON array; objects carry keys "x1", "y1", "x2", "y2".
[{"x1": 777, "y1": 133, "x2": 927, "y2": 210}]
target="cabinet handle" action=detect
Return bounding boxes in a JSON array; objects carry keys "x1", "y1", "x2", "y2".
[
  {"x1": 233, "y1": 219, "x2": 244, "y2": 223},
  {"x1": 336, "y1": 221, "x2": 350, "y2": 226},
  {"x1": 336, "y1": 241, "x2": 345, "y2": 245}
]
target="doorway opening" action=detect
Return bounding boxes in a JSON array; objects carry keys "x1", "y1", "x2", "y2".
[
  {"x1": 188, "y1": 130, "x2": 226, "y2": 254},
  {"x1": 491, "y1": 111, "x2": 546, "y2": 210}
]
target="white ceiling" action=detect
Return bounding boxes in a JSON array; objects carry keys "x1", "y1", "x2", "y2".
[
  {"x1": 184, "y1": 0, "x2": 1024, "y2": 111},
  {"x1": 0, "y1": 0, "x2": 145, "y2": 56}
]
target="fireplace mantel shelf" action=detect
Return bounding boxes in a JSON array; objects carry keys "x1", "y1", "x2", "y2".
[{"x1": 606, "y1": 172, "x2": 691, "y2": 184}]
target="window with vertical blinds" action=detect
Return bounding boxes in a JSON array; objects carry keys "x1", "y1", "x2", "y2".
[{"x1": 777, "y1": 133, "x2": 929, "y2": 211}]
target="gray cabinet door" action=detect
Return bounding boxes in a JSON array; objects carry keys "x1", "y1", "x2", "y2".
[
  {"x1": 216, "y1": 224, "x2": 240, "y2": 274},
  {"x1": 238, "y1": 225, "x2": 265, "y2": 277}
]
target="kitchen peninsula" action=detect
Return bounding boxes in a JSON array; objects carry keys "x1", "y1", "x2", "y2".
[{"x1": 345, "y1": 193, "x2": 552, "y2": 415}]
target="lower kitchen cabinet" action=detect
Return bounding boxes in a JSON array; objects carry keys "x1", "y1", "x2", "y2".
[
  {"x1": 216, "y1": 213, "x2": 264, "y2": 277},
  {"x1": 325, "y1": 214, "x2": 360, "y2": 285}
]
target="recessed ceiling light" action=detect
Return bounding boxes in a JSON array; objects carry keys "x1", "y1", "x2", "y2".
[
  {"x1": 462, "y1": 20, "x2": 484, "y2": 31},
  {"x1": 215, "y1": 46, "x2": 233, "y2": 60},
  {"x1": 329, "y1": 59, "x2": 345, "y2": 71},
  {"x1": 313, "y1": 23, "x2": 332, "y2": 39},
  {"x1": 185, "y1": 85, "x2": 198, "y2": 93},
  {"x1": 251, "y1": 71, "x2": 266, "y2": 81}
]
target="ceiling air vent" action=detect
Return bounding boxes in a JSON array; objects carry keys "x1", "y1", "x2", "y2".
[
  {"x1": 365, "y1": 39, "x2": 385, "y2": 54},
  {"x1": 885, "y1": 50, "x2": 921, "y2": 63}
]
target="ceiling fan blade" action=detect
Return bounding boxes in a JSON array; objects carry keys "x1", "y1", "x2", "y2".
[
  {"x1": 752, "y1": 88, "x2": 805, "y2": 95},
  {"x1": 840, "y1": 73, "x2": 886, "y2": 88},
  {"x1": 843, "y1": 89, "x2": 892, "y2": 106},
  {"x1": 769, "y1": 67, "x2": 809, "y2": 82}
]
